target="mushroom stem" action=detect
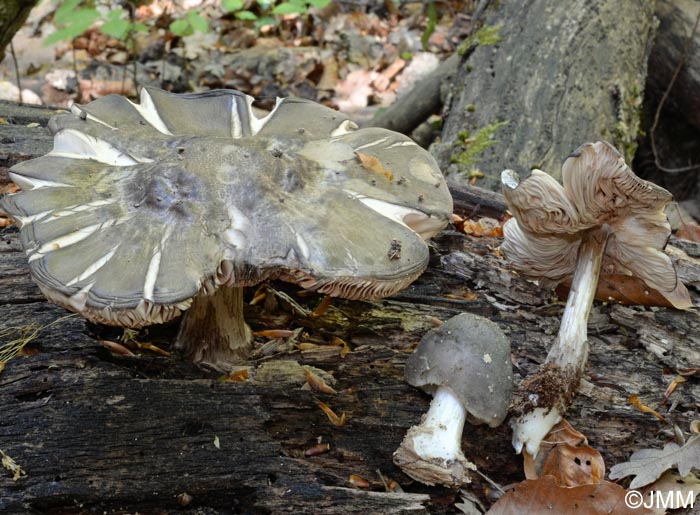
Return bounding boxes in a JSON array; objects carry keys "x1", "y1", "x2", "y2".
[
  {"x1": 512, "y1": 226, "x2": 609, "y2": 456},
  {"x1": 411, "y1": 386, "x2": 468, "y2": 461},
  {"x1": 547, "y1": 226, "x2": 609, "y2": 370},
  {"x1": 393, "y1": 386, "x2": 476, "y2": 487},
  {"x1": 176, "y1": 287, "x2": 253, "y2": 365}
]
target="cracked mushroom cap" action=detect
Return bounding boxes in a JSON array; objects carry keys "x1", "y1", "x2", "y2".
[
  {"x1": 404, "y1": 313, "x2": 513, "y2": 427},
  {"x1": 1, "y1": 87, "x2": 453, "y2": 327},
  {"x1": 501, "y1": 141, "x2": 692, "y2": 309}
]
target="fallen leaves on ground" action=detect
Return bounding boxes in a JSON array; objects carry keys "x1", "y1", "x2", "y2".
[
  {"x1": 557, "y1": 273, "x2": 681, "y2": 308},
  {"x1": 485, "y1": 475, "x2": 653, "y2": 515},
  {"x1": 629, "y1": 394, "x2": 669, "y2": 424},
  {"x1": 609, "y1": 434, "x2": 700, "y2": 489},
  {"x1": 490, "y1": 420, "x2": 654, "y2": 515},
  {"x1": 452, "y1": 215, "x2": 504, "y2": 238},
  {"x1": 317, "y1": 400, "x2": 346, "y2": 427}
]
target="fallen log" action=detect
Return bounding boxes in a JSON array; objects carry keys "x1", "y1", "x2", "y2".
[{"x1": 1, "y1": 98, "x2": 699, "y2": 513}]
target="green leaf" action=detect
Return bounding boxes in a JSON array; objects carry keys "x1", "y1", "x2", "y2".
[
  {"x1": 169, "y1": 18, "x2": 191, "y2": 36},
  {"x1": 132, "y1": 22, "x2": 149, "y2": 32},
  {"x1": 306, "y1": 0, "x2": 331, "y2": 7},
  {"x1": 44, "y1": 8, "x2": 100, "y2": 45},
  {"x1": 54, "y1": 0, "x2": 83, "y2": 24},
  {"x1": 221, "y1": 0, "x2": 244, "y2": 12},
  {"x1": 100, "y1": 18, "x2": 130, "y2": 39},
  {"x1": 235, "y1": 10, "x2": 258, "y2": 20},
  {"x1": 254, "y1": 16, "x2": 276, "y2": 29},
  {"x1": 187, "y1": 11, "x2": 208, "y2": 33},
  {"x1": 272, "y1": 2, "x2": 305, "y2": 15}
]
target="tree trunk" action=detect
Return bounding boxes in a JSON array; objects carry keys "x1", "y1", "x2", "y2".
[
  {"x1": 633, "y1": 0, "x2": 700, "y2": 208},
  {"x1": 434, "y1": 0, "x2": 656, "y2": 190},
  {"x1": 0, "y1": 0, "x2": 39, "y2": 64},
  {"x1": 1, "y1": 99, "x2": 700, "y2": 513}
]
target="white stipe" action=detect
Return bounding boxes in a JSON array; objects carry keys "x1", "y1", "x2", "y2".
[
  {"x1": 386, "y1": 140, "x2": 418, "y2": 149},
  {"x1": 50, "y1": 129, "x2": 144, "y2": 166},
  {"x1": 330, "y1": 120, "x2": 359, "y2": 137},
  {"x1": 248, "y1": 96, "x2": 282, "y2": 135},
  {"x1": 353, "y1": 137, "x2": 389, "y2": 152},
  {"x1": 9, "y1": 172, "x2": 72, "y2": 191},
  {"x1": 66, "y1": 245, "x2": 119, "y2": 286},
  {"x1": 130, "y1": 88, "x2": 173, "y2": 135},
  {"x1": 70, "y1": 104, "x2": 116, "y2": 129}
]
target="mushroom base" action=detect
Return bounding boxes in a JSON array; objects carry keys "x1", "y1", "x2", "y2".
[
  {"x1": 393, "y1": 429, "x2": 476, "y2": 488},
  {"x1": 175, "y1": 286, "x2": 252, "y2": 367}
]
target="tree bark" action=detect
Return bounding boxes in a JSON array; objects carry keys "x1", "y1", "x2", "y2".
[
  {"x1": 0, "y1": 0, "x2": 39, "y2": 64},
  {"x1": 1, "y1": 102, "x2": 700, "y2": 512},
  {"x1": 434, "y1": 0, "x2": 656, "y2": 190}
]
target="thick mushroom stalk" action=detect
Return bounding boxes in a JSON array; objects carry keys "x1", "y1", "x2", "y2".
[
  {"x1": 500, "y1": 142, "x2": 692, "y2": 457},
  {"x1": 393, "y1": 313, "x2": 512, "y2": 488},
  {"x1": 0, "y1": 87, "x2": 454, "y2": 368},
  {"x1": 176, "y1": 287, "x2": 252, "y2": 364}
]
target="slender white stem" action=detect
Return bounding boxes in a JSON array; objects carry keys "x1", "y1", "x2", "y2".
[
  {"x1": 411, "y1": 386, "x2": 467, "y2": 461},
  {"x1": 546, "y1": 227, "x2": 609, "y2": 370},
  {"x1": 512, "y1": 227, "x2": 609, "y2": 456}
]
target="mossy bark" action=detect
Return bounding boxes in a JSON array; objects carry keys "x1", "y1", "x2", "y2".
[{"x1": 434, "y1": 0, "x2": 656, "y2": 190}]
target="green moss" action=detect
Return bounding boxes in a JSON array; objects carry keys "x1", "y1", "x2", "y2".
[
  {"x1": 457, "y1": 23, "x2": 503, "y2": 56},
  {"x1": 450, "y1": 121, "x2": 508, "y2": 171},
  {"x1": 604, "y1": 80, "x2": 644, "y2": 163},
  {"x1": 466, "y1": 104, "x2": 476, "y2": 112}
]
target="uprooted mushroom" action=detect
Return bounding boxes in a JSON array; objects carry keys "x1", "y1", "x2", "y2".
[
  {"x1": 500, "y1": 141, "x2": 692, "y2": 457},
  {"x1": 1, "y1": 87, "x2": 453, "y2": 366},
  {"x1": 393, "y1": 313, "x2": 513, "y2": 487}
]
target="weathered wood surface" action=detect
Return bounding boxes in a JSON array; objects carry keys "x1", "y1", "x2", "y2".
[
  {"x1": 1, "y1": 101, "x2": 700, "y2": 514},
  {"x1": 434, "y1": 0, "x2": 656, "y2": 190}
]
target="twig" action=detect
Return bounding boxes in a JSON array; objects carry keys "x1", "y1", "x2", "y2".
[
  {"x1": 650, "y1": 4, "x2": 700, "y2": 174},
  {"x1": 71, "y1": 41, "x2": 82, "y2": 102},
  {"x1": 9, "y1": 41, "x2": 23, "y2": 104}
]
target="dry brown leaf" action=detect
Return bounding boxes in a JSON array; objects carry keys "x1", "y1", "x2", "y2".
[
  {"x1": 100, "y1": 339, "x2": 136, "y2": 357},
  {"x1": 304, "y1": 369, "x2": 337, "y2": 394},
  {"x1": 253, "y1": 329, "x2": 295, "y2": 338},
  {"x1": 311, "y1": 295, "x2": 332, "y2": 316},
  {"x1": 629, "y1": 394, "x2": 669, "y2": 424},
  {"x1": 540, "y1": 443, "x2": 605, "y2": 487},
  {"x1": 356, "y1": 152, "x2": 393, "y2": 181},
  {"x1": 485, "y1": 476, "x2": 654, "y2": 515},
  {"x1": 348, "y1": 474, "x2": 369, "y2": 488},
  {"x1": 558, "y1": 273, "x2": 680, "y2": 308},
  {"x1": 329, "y1": 336, "x2": 350, "y2": 358},
  {"x1": 317, "y1": 401, "x2": 346, "y2": 427},
  {"x1": 524, "y1": 420, "x2": 587, "y2": 479},
  {"x1": 220, "y1": 368, "x2": 250, "y2": 383},
  {"x1": 677, "y1": 220, "x2": 700, "y2": 242},
  {"x1": 609, "y1": 434, "x2": 700, "y2": 489},
  {"x1": 304, "y1": 443, "x2": 330, "y2": 456},
  {"x1": 661, "y1": 376, "x2": 687, "y2": 406}
]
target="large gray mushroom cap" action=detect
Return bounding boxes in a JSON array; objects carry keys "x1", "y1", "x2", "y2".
[
  {"x1": 405, "y1": 312, "x2": 513, "y2": 427},
  {"x1": 1, "y1": 87, "x2": 453, "y2": 328}
]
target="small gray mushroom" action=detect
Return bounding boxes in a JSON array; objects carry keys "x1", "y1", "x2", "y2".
[
  {"x1": 393, "y1": 313, "x2": 513, "y2": 488},
  {"x1": 1, "y1": 87, "x2": 453, "y2": 367}
]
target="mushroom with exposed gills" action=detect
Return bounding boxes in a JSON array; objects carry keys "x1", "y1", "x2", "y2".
[
  {"x1": 500, "y1": 141, "x2": 692, "y2": 457},
  {"x1": 0, "y1": 87, "x2": 453, "y2": 367},
  {"x1": 393, "y1": 313, "x2": 513, "y2": 487}
]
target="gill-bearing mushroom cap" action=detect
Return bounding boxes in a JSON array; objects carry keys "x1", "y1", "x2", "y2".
[
  {"x1": 1, "y1": 87, "x2": 453, "y2": 333},
  {"x1": 393, "y1": 313, "x2": 513, "y2": 487},
  {"x1": 501, "y1": 141, "x2": 691, "y2": 309}
]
